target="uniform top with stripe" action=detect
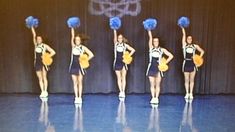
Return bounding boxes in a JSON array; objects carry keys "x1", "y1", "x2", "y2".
[
  {"x1": 72, "y1": 44, "x2": 84, "y2": 55},
  {"x1": 114, "y1": 42, "x2": 127, "y2": 57},
  {"x1": 183, "y1": 44, "x2": 196, "y2": 60},
  {"x1": 148, "y1": 47, "x2": 163, "y2": 64},
  {"x1": 34, "y1": 43, "x2": 46, "y2": 58}
]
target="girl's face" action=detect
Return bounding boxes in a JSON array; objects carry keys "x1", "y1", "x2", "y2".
[
  {"x1": 153, "y1": 38, "x2": 159, "y2": 47},
  {"x1": 75, "y1": 36, "x2": 81, "y2": 45},
  {"x1": 117, "y1": 34, "x2": 123, "y2": 43},
  {"x1": 187, "y1": 36, "x2": 193, "y2": 44},
  {"x1": 36, "y1": 36, "x2": 43, "y2": 44}
]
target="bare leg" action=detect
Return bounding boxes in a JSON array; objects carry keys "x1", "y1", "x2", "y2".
[
  {"x1": 184, "y1": 72, "x2": 190, "y2": 97},
  {"x1": 36, "y1": 71, "x2": 44, "y2": 95},
  {"x1": 155, "y1": 73, "x2": 162, "y2": 99},
  {"x1": 189, "y1": 70, "x2": 196, "y2": 97},
  {"x1": 72, "y1": 75, "x2": 79, "y2": 98},
  {"x1": 115, "y1": 71, "x2": 122, "y2": 93},
  {"x1": 121, "y1": 68, "x2": 127, "y2": 93},
  {"x1": 42, "y1": 67, "x2": 48, "y2": 92},
  {"x1": 78, "y1": 72, "x2": 83, "y2": 98},
  {"x1": 149, "y1": 76, "x2": 156, "y2": 98}
]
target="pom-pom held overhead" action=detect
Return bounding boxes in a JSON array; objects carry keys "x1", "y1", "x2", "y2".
[
  {"x1": 25, "y1": 16, "x2": 39, "y2": 28},
  {"x1": 109, "y1": 17, "x2": 121, "y2": 30},
  {"x1": 67, "y1": 17, "x2": 80, "y2": 28},
  {"x1": 177, "y1": 16, "x2": 190, "y2": 28},
  {"x1": 143, "y1": 18, "x2": 157, "y2": 30}
]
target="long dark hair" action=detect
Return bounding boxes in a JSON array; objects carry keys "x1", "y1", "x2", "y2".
[{"x1": 76, "y1": 33, "x2": 90, "y2": 44}]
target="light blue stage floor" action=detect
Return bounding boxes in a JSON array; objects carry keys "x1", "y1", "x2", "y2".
[{"x1": 0, "y1": 94, "x2": 235, "y2": 132}]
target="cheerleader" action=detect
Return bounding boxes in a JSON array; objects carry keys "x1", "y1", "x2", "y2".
[
  {"x1": 113, "y1": 29, "x2": 135, "y2": 98},
  {"x1": 146, "y1": 30, "x2": 173, "y2": 104},
  {"x1": 31, "y1": 27, "x2": 56, "y2": 98},
  {"x1": 69, "y1": 28, "x2": 94, "y2": 104},
  {"x1": 181, "y1": 27, "x2": 204, "y2": 99}
]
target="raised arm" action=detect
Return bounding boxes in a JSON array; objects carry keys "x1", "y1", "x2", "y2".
[
  {"x1": 162, "y1": 48, "x2": 174, "y2": 64},
  {"x1": 45, "y1": 45, "x2": 56, "y2": 57},
  {"x1": 181, "y1": 27, "x2": 187, "y2": 47},
  {"x1": 31, "y1": 27, "x2": 37, "y2": 45},
  {"x1": 125, "y1": 44, "x2": 135, "y2": 56},
  {"x1": 113, "y1": 29, "x2": 117, "y2": 44},
  {"x1": 147, "y1": 30, "x2": 153, "y2": 49},
  {"x1": 83, "y1": 46, "x2": 94, "y2": 60},
  {"x1": 71, "y1": 28, "x2": 75, "y2": 47},
  {"x1": 195, "y1": 45, "x2": 204, "y2": 57}
]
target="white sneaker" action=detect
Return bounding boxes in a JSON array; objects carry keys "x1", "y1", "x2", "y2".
[
  {"x1": 118, "y1": 92, "x2": 122, "y2": 98},
  {"x1": 154, "y1": 98, "x2": 159, "y2": 104},
  {"x1": 184, "y1": 93, "x2": 189, "y2": 99},
  {"x1": 122, "y1": 92, "x2": 126, "y2": 98},
  {"x1": 75, "y1": 103, "x2": 82, "y2": 108},
  {"x1": 74, "y1": 97, "x2": 79, "y2": 104},
  {"x1": 40, "y1": 97, "x2": 48, "y2": 102},
  {"x1": 189, "y1": 94, "x2": 194, "y2": 99},
  {"x1": 77, "y1": 98, "x2": 83, "y2": 103},
  {"x1": 43, "y1": 91, "x2": 48, "y2": 97},
  {"x1": 150, "y1": 98, "x2": 154, "y2": 104},
  {"x1": 119, "y1": 97, "x2": 125, "y2": 101},
  {"x1": 119, "y1": 92, "x2": 125, "y2": 98},
  {"x1": 39, "y1": 92, "x2": 44, "y2": 98}
]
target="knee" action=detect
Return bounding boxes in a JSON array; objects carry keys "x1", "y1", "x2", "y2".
[
  {"x1": 149, "y1": 81, "x2": 155, "y2": 87},
  {"x1": 73, "y1": 80, "x2": 78, "y2": 85},
  {"x1": 37, "y1": 76, "x2": 43, "y2": 82},
  {"x1": 184, "y1": 78, "x2": 189, "y2": 83},
  {"x1": 189, "y1": 77, "x2": 195, "y2": 83}
]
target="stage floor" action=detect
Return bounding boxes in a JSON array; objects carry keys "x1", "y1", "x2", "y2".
[{"x1": 0, "y1": 94, "x2": 235, "y2": 132}]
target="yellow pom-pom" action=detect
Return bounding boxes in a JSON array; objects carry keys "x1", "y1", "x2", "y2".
[
  {"x1": 42, "y1": 53, "x2": 53, "y2": 66},
  {"x1": 158, "y1": 57, "x2": 169, "y2": 72},
  {"x1": 193, "y1": 54, "x2": 203, "y2": 67},
  {"x1": 160, "y1": 57, "x2": 167, "y2": 64},
  {"x1": 122, "y1": 51, "x2": 133, "y2": 64},
  {"x1": 79, "y1": 54, "x2": 90, "y2": 69}
]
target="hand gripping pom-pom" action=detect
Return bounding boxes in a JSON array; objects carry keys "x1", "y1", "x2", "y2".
[
  {"x1": 42, "y1": 53, "x2": 53, "y2": 66},
  {"x1": 109, "y1": 17, "x2": 121, "y2": 30},
  {"x1": 122, "y1": 51, "x2": 133, "y2": 64},
  {"x1": 193, "y1": 54, "x2": 203, "y2": 67},
  {"x1": 143, "y1": 18, "x2": 157, "y2": 30},
  {"x1": 177, "y1": 16, "x2": 190, "y2": 28},
  {"x1": 79, "y1": 54, "x2": 90, "y2": 69},
  {"x1": 25, "y1": 16, "x2": 39, "y2": 28},
  {"x1": 67, "y1": 17, "x2": 80, "y2": 28},
  {"x1": 158, "y1": 58, "x2": 169, "y2": 72}
]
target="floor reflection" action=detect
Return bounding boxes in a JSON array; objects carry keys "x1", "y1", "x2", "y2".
[
  {"x1": 148, "y1": 105, "x2": 160, "y2": 132},
  {"x1": 179, "y1": 100, "x2": 198, "y2": 132},
  {"x1": 115, "y1": 99, "x2": 132, "y2": 132},
  {"x1": 39, "y1": 98, "x2": 55, "y2": 132},
  {"x1": 73, "y1": 104, "x2": 83, "y2": 132}
]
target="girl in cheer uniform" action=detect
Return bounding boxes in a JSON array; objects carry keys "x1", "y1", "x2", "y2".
[
  {"x1": 146, "y1": 30, "x2": 173, "y2": 104},
  {"x1": 70, "y1": 28, "x2": 94, "y2": 104},
  {"x1": 31, "y1": 27, "x2": 56, "y2": 98},
  {"x1": 181, "y1": 27, "x2": 204, "y2": 99},
  {"x1": 113, "y1": 29, "x2": 135, "y2": 98}
]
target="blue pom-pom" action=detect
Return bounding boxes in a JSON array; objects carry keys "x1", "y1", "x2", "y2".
[
  {"x1": 143, "y1": 18, "x2": 157, "y2": 30},
  {"x1": 178, "y1": 16, "x2": 190, "y2": 28},
  {"x1": 67, "y1": 17, "x2": 80, "y2": 28},
  {"x1": 32, "y1": 18, "x2": 39, "y2": 28},
  {"x1": 25, "y1": 16, "x2": 39, "y2": 28},
  {"x1": 109, "y1": 17, "x2": 121, "y2": 30}
]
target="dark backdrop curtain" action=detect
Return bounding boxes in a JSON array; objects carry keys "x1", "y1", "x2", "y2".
[{"x1": 0, "y1": 0, "x2": 235, "y2": 94}]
